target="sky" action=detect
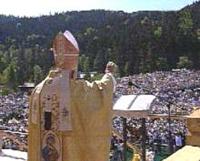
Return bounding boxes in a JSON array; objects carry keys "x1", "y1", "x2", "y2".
[{"x1": 0, "y1": 0, "x2": 197, "y2": 17}]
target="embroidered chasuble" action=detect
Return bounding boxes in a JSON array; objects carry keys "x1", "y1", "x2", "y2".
[{"x1": 28, "y1": 69, "x2": 114, "y2": 161}]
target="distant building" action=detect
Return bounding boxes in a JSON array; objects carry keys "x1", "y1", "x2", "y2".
[{"x1": 18, "y1": 83, "x2": 35, "y2": 94}]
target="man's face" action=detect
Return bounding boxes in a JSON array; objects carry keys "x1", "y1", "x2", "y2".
[
  {"x1": 105, "y1": 65, "x2": 113, "y2": 73},
  {"x1": 62, "y1": 56, "x2": 78, "y2": 70},
  {"x1": 54, "y1": 54, "x2": 78, "y2": 70},
  {"x1": 54, "y1": 41, "x2": 78, "y2": 70}
]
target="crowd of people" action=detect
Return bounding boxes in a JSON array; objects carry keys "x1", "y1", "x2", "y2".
[
  {"x1": 0, "y1": 69, "x2": 200, "y2": 161},
  {"x1": 0, "y1": 92, "x2": 28, "y2": 151},
  {"x1": 115, "y1": 69, "x2": 200, "y2": 114},
  {"x1": 111, "y1": 69, "x2": 200, "y2": 160}
]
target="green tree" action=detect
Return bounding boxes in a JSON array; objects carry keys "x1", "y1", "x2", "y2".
[
  {"x1": 83, "y1": 72, "x2": 91, "y2": 81},
  {"x1": 156, "y1": 57, "x2": 169, "y2": 71},
  {"x1": 154, "y1": 26, "x2": 162, "y2": 39},
  {"x1": 15, "y1": 48, "x2": 26, "y2": 84},
  {"x1": 124, "y1": 61, "x2": 129, "y2": 76},
  {"x1": 33, "y1": 65, "x2": 43, "y2": 84},
  {"x1": 93, "y1": 50, "x2": 106, "y2": 72},
  {"x1": 178, "y1": 10, "x2": 193, "y2": 35},
  {"x1": 177, "y1": 56, "x2": 193, "y2": 69},
  {"x1": 78, "y1": 55, "x2": 86, "y2": 72},
  {"x1": 79, "y1": 55, "x2": 90, "y2": 72},
  {"x1": 3, "y1": 62, "x2": 17, "y2": 89},
  {"x1": 0, "y1": 51, "x2": 7, "y2": 72},
  {"x1": 83, "y1": 57, "x2": 90, "y2": 72}
]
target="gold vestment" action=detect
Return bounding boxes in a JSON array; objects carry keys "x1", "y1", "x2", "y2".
[{"x1": 28, "y1": 69, "x2": 113, "y2": 161}]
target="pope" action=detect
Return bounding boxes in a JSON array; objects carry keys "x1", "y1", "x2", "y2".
[{"x1": 28, "y1": 30, "x2": 117, "y2": 161}]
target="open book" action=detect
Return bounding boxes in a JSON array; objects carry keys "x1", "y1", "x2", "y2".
[{"x1": 113, "y1": 95, "x2": 156, "y2": 112}]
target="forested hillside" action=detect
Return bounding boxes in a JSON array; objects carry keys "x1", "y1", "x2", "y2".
[{"x1": 0, "y1": 1, "x2": 200, "y2": 88}]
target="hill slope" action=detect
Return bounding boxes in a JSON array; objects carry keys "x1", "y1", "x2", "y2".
[{"x1": 0, "y1": 1, "x2": 199, "y2": 86}]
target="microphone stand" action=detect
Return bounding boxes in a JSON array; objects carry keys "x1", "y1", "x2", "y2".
[{"x1": 128, "y1": 81, "x2": 147, "y2": 161}]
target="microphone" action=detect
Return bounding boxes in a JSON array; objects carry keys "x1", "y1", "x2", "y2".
[
  {"x1": 128, "y1": 81, "x2": 153, "y2": 94},
  {"x1": 128, "y1": 81, "x2": 141, "y2": 89}
]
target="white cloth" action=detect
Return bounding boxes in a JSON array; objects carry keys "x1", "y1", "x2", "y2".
[
  {"x1": 175, "y1": 135, "x2": 182, "y2": 147},
  {"x1": 59, "y1": 70, "x2": 72, "y2": 131}
]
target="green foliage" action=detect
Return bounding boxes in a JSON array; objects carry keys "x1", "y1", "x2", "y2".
[
  {"x1": 0, "y1": 2, "x2": 198, "y2": 88},
  {"x1": 124, "y1": 61, "x2": 129, "y2": 76},
  {"x1": 197, "y1": 28, "x2": 200, "y2": 40},
  {"x1": 0, "y1": 51, "x2": 7, "y2": 72},
  {"x1": 33, "y1": 65, "x2": 44, "y2": 84},
  {"x1": 90, "y1": 73, "x2": 104, "y2": 81},
  {"x1": 83, "y1": 72, "x2": 91, "y2": 81},
  {"x1": 0, "y1": 87, "x2": 11, "y2": 95},
  {"x1": 93, "y1": 50, "x2": 106, "y2": 72},
  {"x1": 83, "y1": 57, "x2": 90, "y2": 72},
  {"x1": 154, "y1": 26, "x2": 162, "y2": 39},
  {"x1": 79, "y1": 55, "x2": 86, "y2": 71},
  {"x1": 84, "y1": 27, "x2": 95, "y2": 36},
  {"x1": 156, "y1": 57, "x2": 169, "y2": 71},
  {"x1": 79, "y1": 55, "x2": 90, "y2": 72},
  {"x1": 3, "y1": 62, "x2": 17, "y2": 89},
  {"x1": 141, "y1": 16, "x2": 149, "y2": 25},
  {"x1": 177, "y1": 56, "x2": 193, "y2": 69},
  {"x1": 178, "y1": 10, "x2": 193, "y2": 35}
]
